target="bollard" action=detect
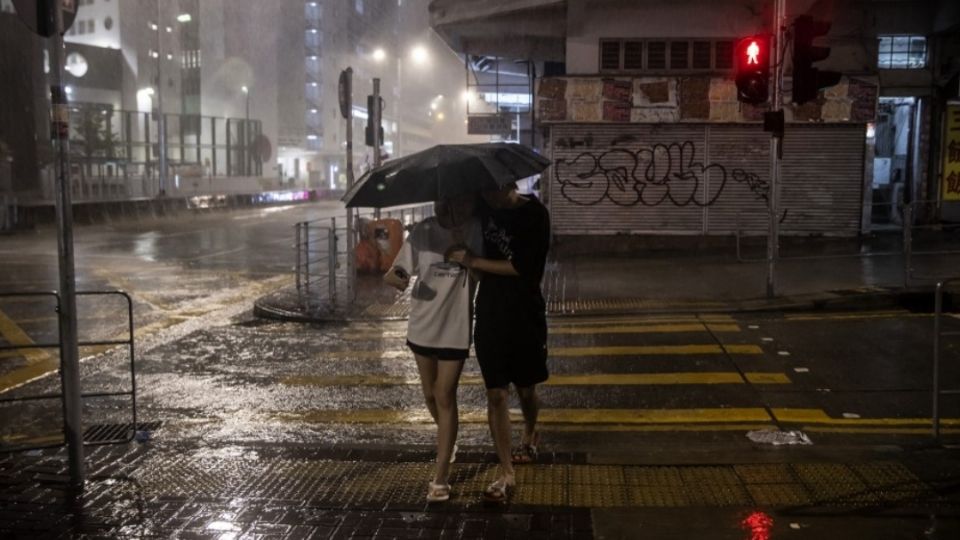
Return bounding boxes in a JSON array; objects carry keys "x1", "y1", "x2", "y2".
[
  {"x1": 933, "y1": 281, "x2": 943, "y2": 440},
  {"x1": 903, "y1": 204, "x2": 913, "y2": 288}
]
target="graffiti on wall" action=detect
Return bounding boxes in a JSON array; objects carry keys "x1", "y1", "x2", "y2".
[{"x1": 554, "y1": 141, "x2": 769, "y2": 207}]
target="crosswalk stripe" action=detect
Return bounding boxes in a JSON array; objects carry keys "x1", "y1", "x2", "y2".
[
  {"x1": 784, "y1": 311, "x2": 926, "y2": 322},
  {"x1": 773, "y1": 408, "x2": 960, "y2": 426},
  {"x1": 342, "y1": 322, "x2": 741, "y2": 340},
  {"x1": 272, "y1": 407, "x2": 775, "y2": 425},
  {"x1": 549, "y1": 323, "x2": 740, "y2": 335},
  {"x1": 282, "y1": 372, "x2": 790, "y2": 387},
  {"x1": 316, "y1": 343, "x2": 763, "y2": 360},
  {"x1": 551, "y1": 344, "x2": 763, "y2": 356}
]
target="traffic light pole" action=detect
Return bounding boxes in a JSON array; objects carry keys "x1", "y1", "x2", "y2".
[
  {"x1": 372, "y1": 78, "x2": 382, "y2": 220},
  {"x1": 766, "y1": 0, "x2": 785, "y2": 299},
  {"x1": 50, "y1": 2, "x2": 85, "y2": 489}
]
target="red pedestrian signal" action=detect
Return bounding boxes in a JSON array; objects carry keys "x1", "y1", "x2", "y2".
[{"x1": 735, "y1": 35, "x2": 770, "y2": 105}]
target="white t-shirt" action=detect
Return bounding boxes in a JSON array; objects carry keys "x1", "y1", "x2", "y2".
[{"x1": 390, "y1": 217, "x2": 483, "y2": 351}]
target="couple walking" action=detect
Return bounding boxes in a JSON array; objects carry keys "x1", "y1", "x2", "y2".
[{"x1": 384, "y1": 182, "x2": 550, "y2": 503}]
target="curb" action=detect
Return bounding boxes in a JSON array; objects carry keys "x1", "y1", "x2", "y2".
[{"x1": 253, "y1": 286, "x2": 953, "y2": 324}]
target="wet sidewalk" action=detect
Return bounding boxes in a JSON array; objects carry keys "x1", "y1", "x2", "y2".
[
  {"x1": 2, "y1": 440, "x2": 958, "y2": 539},
  {"x1": 255, "y1": 232, "x2": 960, "y2": 322}
]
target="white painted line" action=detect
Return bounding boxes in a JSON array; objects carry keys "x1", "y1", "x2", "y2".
[
  {"x1": 777, "y1": 351, "x2": 790, "y2": 356},
  {"x1": 761, "y1": 337, "x2": 774, "y2": 342},
  {"x1": 793, "y1": 367, "x2": 810, "y2": 373},
  {"x1": 842, "y1": 413, "x2": 861, "y2": 419},
  {"x1": 748, "y1": 325, "x2": 760, "y2": 330}
]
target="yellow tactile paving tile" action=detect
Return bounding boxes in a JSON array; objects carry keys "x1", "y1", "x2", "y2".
[
  {"x1": 341, "y1": 321, "x2": 741, "y2": 340},
  {"x1": 282, "y1": 372, "x2": 790, "y2": 387}
]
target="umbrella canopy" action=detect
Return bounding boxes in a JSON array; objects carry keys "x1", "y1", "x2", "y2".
[{"x1": 342, "y1": 143, "x2": 550, "y2": 208}]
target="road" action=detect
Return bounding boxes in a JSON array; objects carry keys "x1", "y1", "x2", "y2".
[{"x1": 0, "y1": 204, "x2": 958, "y2": 538}]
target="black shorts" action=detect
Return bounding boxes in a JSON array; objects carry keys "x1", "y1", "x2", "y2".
[
  {"x1": 407, "y1": 340, "x2": 469, "y2": 361},
  {"x1": 474, "y1": 338, "x2": 548, "y2": 389}
]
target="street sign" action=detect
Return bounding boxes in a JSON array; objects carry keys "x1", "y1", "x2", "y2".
[
  {"x1": 12, "y1": 0, "x2": 78, "y2": 37},
  {"x1": 338, "y1": 68, "x2": 353, "y2": 119},
  {"x1": 467, "y1": 114, "x2": 513, "y2": 136}
]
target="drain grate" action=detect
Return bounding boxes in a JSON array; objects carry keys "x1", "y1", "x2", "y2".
[{"x1": 83, "y1": 421, "x2": 161, "y2": 443}]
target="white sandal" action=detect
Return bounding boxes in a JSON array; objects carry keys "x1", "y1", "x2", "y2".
[{"x1": 426, "y1": 481, "x2": 451, "y2": 502}]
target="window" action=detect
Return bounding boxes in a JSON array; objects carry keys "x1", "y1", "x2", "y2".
[
  {"x1": 878, "y1": 35, "x2": 926, "y2": 69},
  {"x1": 600, "y1": 41, "x2": 620, "y2": 70},
  {"x1": 104, "y1": 16, "x2": 113, "y2": 31},
  {"x1": 355, "y1": 0, "x2": 363, "y2": 14},
  {"x1": 599, "y1": 39, "x2": 735, "y2": 71},
  {"x1": 87, "y1": 19, "x2": 95, "y2": 33}
]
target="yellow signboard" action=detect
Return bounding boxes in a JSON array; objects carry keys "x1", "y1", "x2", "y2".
[{"x1": 943, "y1": 105, "x2": 960, "y2": 201}]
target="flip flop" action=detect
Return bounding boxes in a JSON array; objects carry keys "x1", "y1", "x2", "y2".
[
  {"x1": 483, "y1": 476, "x2": 515, "y2": 503},
  {"x1": 426, "y1": 481, "x2": 451, "y2": 502},
  {"x1": 511, "y1": 432, "x2": 540, "y2": 464}
]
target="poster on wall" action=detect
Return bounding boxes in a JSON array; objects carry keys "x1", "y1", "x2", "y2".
[{"x1": 944, "y1": 105, "x2": 960, "y2": 202}]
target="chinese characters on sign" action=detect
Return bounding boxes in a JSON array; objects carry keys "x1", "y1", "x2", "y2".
[{"x1": 944, "y1": 105, "x2": 960, "y2": 202}]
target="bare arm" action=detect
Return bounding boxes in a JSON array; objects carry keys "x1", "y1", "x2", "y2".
[{"x1": 447, "y1": 249, "x2": 519, "y2": 277}]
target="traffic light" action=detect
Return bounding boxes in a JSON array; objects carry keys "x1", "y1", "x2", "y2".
[
  {"x1": 735, "y1": 35, "x2": 770, "y2": 105},
  {"x1": 365, "y1": 95, "x2": 385, "y2": 147},
  {"x1": 792, "y1": 15, "x2": 842, "y2": 105}
]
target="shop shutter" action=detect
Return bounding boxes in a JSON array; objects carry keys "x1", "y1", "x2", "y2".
[
  {"x1": 547, "y1": 123, "x2": 864, "y2": 236},
  {"x1": 779, "y1": 124, "x2": 864, "y2": 236}
]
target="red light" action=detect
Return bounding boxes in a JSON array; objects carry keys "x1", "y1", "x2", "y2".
[
  {"x1": 741, "y1": 511, "x2": 774, "y2": 540},
  {"x1": 747, "y1": 41, "x2": 760, "y2": 64}
]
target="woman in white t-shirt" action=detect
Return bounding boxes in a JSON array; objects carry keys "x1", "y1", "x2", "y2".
[{"x1": 383, "y1": 194, "x2": 483, "y2": 502}]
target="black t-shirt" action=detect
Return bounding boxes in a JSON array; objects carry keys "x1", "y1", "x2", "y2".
[{"x1": 475, "y1": 196, "x2": 551, "y2": 325}]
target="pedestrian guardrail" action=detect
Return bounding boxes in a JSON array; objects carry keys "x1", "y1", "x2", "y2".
[
  {"x1": 932, "y1": 279, "x2": 960, "y2": 441},
  {"x1": 0, "y1": 194, "x2": 16, "y2": 232},
  {"x1": 293, "y1": 204, "x2": 433, "y2": 310},
  {"x1": 736, "y1": 200, "x2": 960, "y2": 289},
  {"x1": 0, "y1": 290, "x2": 138, "y2": 452}
]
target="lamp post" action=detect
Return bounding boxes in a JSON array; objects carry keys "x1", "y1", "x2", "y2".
[
  {"x1": 149, "y1": 17, "x2": 168, "y2": 196},
  {"x1": 242, "y1": 85, "x2": 250, "y2": 175}
]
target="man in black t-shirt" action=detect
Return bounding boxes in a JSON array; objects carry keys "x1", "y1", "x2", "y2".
[{"x1": 448, "y1": 182, "x2": 550, "y2": 502}]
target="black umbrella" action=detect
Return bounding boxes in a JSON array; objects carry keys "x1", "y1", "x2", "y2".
[{"x1": 342, "y1": 143, "x2": 550, "y2": 208}]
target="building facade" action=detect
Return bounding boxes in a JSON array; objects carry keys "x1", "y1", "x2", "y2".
[{"x1": 432, "y1": 0, "x2": 960, "y2": 237}]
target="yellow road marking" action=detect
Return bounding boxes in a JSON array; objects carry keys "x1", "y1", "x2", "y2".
[
  {"x1": 773, "y1": 408, "x2": 960, "y2": 426},
  {"x1": 283, "y1": 372, "x2": 790, "y2": 387},
  {"x1": 273, "y1": 407, "x2": 774, "y2": 425},
  {"x1": 552, "y1": 344, "x2": 762, "y2": 356},
  {"x1": 550, "y1": 323, "x2": 740, "y2": 335},
  {"x1": 549, "y1": 315, "x2": 735, "y2": 326},
  {"x1": 784, "y1": 311, "x2": 927, "y2": 322},
  {"x1": 0, "y1": 307, "x2": 59, "y2": 393},
  {"x1": 803, "y1": 426, "x2": 960, "y2": 435},
  {"x1": 342, "y1": 323, "x2": 742, "y2": 340},
  {"x1": 317, "y1": 343, "x2": 763, "y2": 360}
]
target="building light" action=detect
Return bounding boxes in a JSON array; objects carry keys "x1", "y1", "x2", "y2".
[
  {"x1": 307, "y1": 134, "x2": 319, "y2": 140},
  {"x1": 372, "y1": 48, "x2": 386, "y2": 62},
  {"x1": 309, "y1": 28, "x2": 318, "y2": 34},
  {"x1": 310, "y1": 108, "x2": 319, "y2": 113},
  {"x1": 311, "y1": 82, "x2": 318, "y2": 87},
  {"x1": 176, "y1": 13, "x2": 192, "y2": 23},
  {"x1": 148, "y1": 22, "x2": 158, "y2": 31}
]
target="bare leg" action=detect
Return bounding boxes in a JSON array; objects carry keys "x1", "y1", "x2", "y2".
[
  {"x1": 516, "y1": 385, "x2": 540, "y2": 444},
  {"x1": 414, "y1": 353, "x2": 439, "y2": 423},
  {"x1": 432, "y1": 359, "x2": 465, "y2": 484},
  {"x1": 486, "y1": 387, "x2": 516, "y2": 480}
]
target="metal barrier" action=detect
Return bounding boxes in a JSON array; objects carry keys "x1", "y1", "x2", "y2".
[
  {"x1": 293, "y1": 204, "x2": 434, "y2": 310},
  {"x1": 0, "y1": 290, "x2": 137, "y2": 452},
  {"x1": 932, "y1": 279, "x2": 960, "y2": 440},
  {"x1": 0, "y1": 194, "x2": 15, "y2": 232},
  {"x1": 736, "y1": 200, "x2": 960, "y2": 287}
]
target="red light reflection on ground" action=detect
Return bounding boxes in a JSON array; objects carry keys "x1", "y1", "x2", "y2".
[{"x1": 741, "y1": 511, "x2": 774, "y2": 540}]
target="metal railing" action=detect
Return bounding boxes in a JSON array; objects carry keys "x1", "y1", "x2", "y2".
[
  {"x1": 293, "y1": 204, "x2": 434, "y2": 311},
  {"x1": 0, "y1": 194, "x2": 16, "y2": 232},
  {"x1": 294, "y1": 203, "x2": 433, "y2": 310},
  {"x1": 0, "y1": 290, "x2": 137, "y2": 452},
  {"x1": 735, "y1": 200, "x2": 960, "y2": 287},
  {"x1": 932, "y1": 279, "x2": 960, "y2": 441}
]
